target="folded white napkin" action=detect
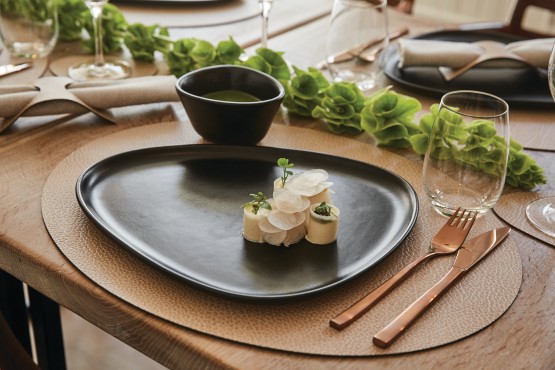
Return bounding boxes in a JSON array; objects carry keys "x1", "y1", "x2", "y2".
[
  {"x1": 399, "y1": 37, "x2": 555, "y2": 69},
  {"x1": 0, "y1": 75, "x2": 180, "y2": 118}
]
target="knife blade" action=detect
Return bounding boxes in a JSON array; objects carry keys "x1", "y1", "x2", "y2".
[
  {"x1": 0, "y1": 62, "x2": 32, "y2": 78},
  {"x1": 373, "y1": 227, "x2": 511, "y2": 348}
]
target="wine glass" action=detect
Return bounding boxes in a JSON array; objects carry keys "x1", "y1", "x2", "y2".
[
  {"x1": 68, "y1": 0, "x2": 130, "y2": 81},
  {"x1": 259, "y1": 0, "x2": 273, "y2": 48},
  {"x1": 422, "y1": 90, "x2": 510, "y2": 217},
  {"x1": 525, "y1": 42, "x2": 555, "y2": 237}
]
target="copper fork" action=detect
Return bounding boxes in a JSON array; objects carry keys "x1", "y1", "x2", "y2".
[{"x1": 330, "y1": 208, "x2": 477, "y2": 330}]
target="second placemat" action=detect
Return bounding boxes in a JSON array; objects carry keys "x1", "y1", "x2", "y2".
[
  {"x1": 494, "y1": 191, "x2": 555, "y2": 247},
  {"x1": 42, "y1": 121, "x2": 522, "y2": 356}
]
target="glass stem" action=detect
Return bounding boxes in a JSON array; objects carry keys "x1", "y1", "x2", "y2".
[
  {"x1": 88, "y1": 1, "x2": 106, "y2": 67},
  {"x1": 260, "y1": 1, "x2": 272, "y2": 48}
]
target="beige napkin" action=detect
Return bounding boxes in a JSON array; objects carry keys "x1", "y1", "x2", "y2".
[
  {"x1": 0, "y1": 75, "x2": 181, "y2": 133},
  {"x1": 399, "y1": 37, "x2": 555, "y2": 69},
  {"x1": 0, "y1": 75, "x2": 180, "y2": 118}
]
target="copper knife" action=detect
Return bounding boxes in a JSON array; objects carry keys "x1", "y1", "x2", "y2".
[
  {"x1": 373, "y1": 226, "x2": 511, "y2": 348},
  {"x1": 0, "y1": 62, "x2": 32, "y2": 78}
]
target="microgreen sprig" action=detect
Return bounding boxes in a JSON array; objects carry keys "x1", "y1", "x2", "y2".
[
  {"x1": 242, "y1": 192, "x2": 271, "y2": 215},
  {"x1": 277, "y1": 158, "x2": 294, "y2": 187}
]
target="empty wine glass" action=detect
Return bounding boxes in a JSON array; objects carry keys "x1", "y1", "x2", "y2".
[
  {"x1": 259, "y1": 0, "x2": 273, "y2": 48},
  {"x1": 68, "y1": 0, "x2": 130, "y2": 81},
  {"x1": 525, "y1": 42, "x2": 555, "y2": 237}
]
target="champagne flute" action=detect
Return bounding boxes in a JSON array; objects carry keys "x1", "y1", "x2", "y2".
[
  {"x1": 525, "y1": 42, "x2": 555, "y2": 237},
  {"x1": 259, "y1": 0, "x2": 273, "y2": 48},
  {"x1": 68, "y1": 0, "x2": 130, "y2": 81}
]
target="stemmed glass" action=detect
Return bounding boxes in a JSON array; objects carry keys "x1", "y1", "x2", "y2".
[
  {"x1": 525, "y1": 42, "x2": 555, "y2": 237},
  {"x1": 68, "y1": 0, "x2": 130, "y2": 80},
  {"x1": 259, "y1": 0, "x2": 273, "y2": 48}
]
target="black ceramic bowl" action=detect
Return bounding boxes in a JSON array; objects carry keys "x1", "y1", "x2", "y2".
[{"x1": 176, "y1": 65, "x2": 285, "y2": 145}]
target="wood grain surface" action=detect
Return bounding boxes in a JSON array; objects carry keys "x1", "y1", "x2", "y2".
[{"x1": 0, "y1": 6, "x2": 554, "y2": 370}]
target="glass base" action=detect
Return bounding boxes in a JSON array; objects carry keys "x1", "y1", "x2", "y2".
[
  {"x1": 429, "y1": 194, "x2": 497, "y2": 218},
  {"x1": 68, "y1": 59, "x2": 131, "y2": 81},
  {"x1": 331, "y1": 69, "x2": 379, "y2": 91},
  {"x1": 7, "y1": 40, "x2": 56, "y2": 59},
  {"x1": 525, "y1": 197, "x2": 555, "y2": 238}
]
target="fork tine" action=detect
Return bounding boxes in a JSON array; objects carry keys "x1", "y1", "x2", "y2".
[
  {"x1": 461, "y1": 211, "x2": 478, "y2": 229},
  {"x1": 447, "y1": 207, "x2": 462, "y2": 225},
  {"x1": 451, "y1": 208, "x2": 466, "y2": 227}
]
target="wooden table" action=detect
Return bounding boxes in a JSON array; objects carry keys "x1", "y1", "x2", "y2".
[{"x1": 0, "y1": 3, "x2": 554, "y2": 369}]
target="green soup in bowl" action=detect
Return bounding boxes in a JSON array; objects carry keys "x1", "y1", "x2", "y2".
[{"x1": 176, "y1": 65, "x2": 285, "y2": 145}]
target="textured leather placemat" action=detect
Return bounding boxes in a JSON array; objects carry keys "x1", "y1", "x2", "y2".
[
  {"x1": 494, "y1": 150, "x2": 555, "y2": 247},
  {"x1": 494, "y1": 191, "x2": 555, "y2": 247},
  {"x1": 42, "y1": 121, "x2": 522, "y2": 355}
]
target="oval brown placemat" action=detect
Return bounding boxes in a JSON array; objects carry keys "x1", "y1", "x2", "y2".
[
  {"x1": 42, "y1": 121, "x2": 522, "y2": 355},
  {"x1": 493, "y1": 150, "x2": 555, "y2": 247},
  {"x1": 494, "y1": 191, "x2": 555, "y2": 247}
]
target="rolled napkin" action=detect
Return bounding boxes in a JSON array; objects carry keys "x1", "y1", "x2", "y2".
[
  {"x1": 0, "y1": 75, "x2": 180, "y2": 118},
  {"x1": 399, "y1": 37, "x2": 555, "y2": 69}
]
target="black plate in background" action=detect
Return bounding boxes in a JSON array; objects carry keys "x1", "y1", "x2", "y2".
[
  {"x1": 76, "y1": 145, "x2": 418, "y2": 300},
  {"x1": 112, "y1": 0, "x2": 235, "y2": 5},
  {"x1": 384, "y1": 30, "x2": 552, "y2": 107}
]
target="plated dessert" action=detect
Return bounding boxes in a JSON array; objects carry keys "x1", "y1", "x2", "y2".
[{"x1": 242, "y1": 158, "x2": 340, "y2": 246}]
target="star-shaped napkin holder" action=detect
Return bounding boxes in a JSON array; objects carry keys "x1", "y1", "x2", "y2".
[
  {"x1": 0, "y1": 75, "x2": 179, "y2": 134},
  {"x1": 438, "y1": 40, "x2": 539, "y2": 81}
]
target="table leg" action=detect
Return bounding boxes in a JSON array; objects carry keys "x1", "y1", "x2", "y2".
[
  {"x1": 0, "y1": 269, "x2": 67, "y2": 370},
  {"x1": 0, "y1": 269, "x2": 32, "y2": 354},
  {"x1": 28, "y1": 287, "x2": 67, "y2": 370}
]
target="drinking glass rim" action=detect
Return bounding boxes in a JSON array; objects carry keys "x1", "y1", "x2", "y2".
[{"x1": 440, "y1": 90, "x2": 509, "y2": 119}]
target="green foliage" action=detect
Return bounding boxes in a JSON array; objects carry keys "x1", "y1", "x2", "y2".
[
  {"x1": 361, "y1": 87, "x2": 421, "y2": 148},
  {"x1": 56, "y1": 0, "x2": 87, "y2": 41},
  {"x1": 282, "y1": 66, "x2": 329, "y2": 117},
  {"x1": 412, "y1": 104, "x2": 546, "y2": 189},
  {"x1": 1, "y1": 0, "x2": 54, "y2": 21},
  {"x1": 166, "y1": 37, "x2": 243, "y2": 77},
  {"x1": 123, "y1": 23, "x2": 171, "y2": 62},
  {"x1": 242, "y1": 47, "x2": 290, "y2": 81},
  {"x1": 311, "y1": 81, "x2": 366, "y2": 135},
  {"x1": 216, "y1": 37, "x2": 243, "y2": 64},
  {"x1": 506, "y1": 140, "x2": 547, "y2": 189},
  {"x1": 82, "y1": 3, "x2": 127, "y2": 54},
  {"x1": 0, "y1": 0, "x2": 44, "y2": 21},
  {"x1": 0, "y1": 0, "x2": 23, "y2": 16}
]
